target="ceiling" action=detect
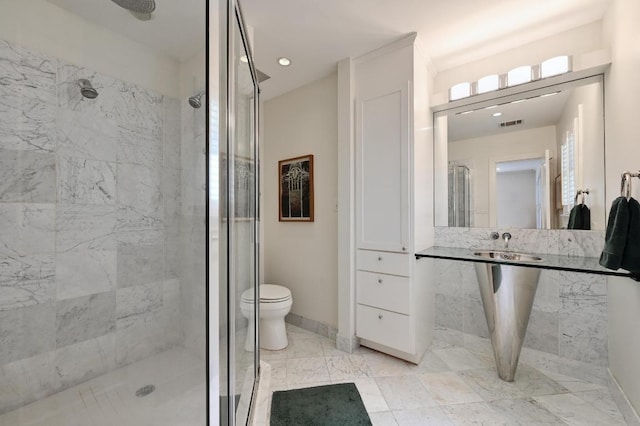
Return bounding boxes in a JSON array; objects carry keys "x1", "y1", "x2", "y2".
[
  {"x1": 243, "y1": 0, "x2": 611, "y2": 99},
  {"x1": 46, "y1": 0, "x2": 610, "y2": 99},
  {"x1": 447, "y1": 89, "x2": 571, "y2": 141},
  {"x1": 46, "y1": 0, "x2": 205, "y2": 62}
]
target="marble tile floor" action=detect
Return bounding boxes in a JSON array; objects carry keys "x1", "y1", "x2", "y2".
[
  {"x1": 263, "y1": 324, "x2": 629, "y2": 425},
  {"x1": 1, "y1": 324, "x2": 628, "y2": 426},
  {"x1": 0, "y1": 347, "x2": 206, "y2": 426}
]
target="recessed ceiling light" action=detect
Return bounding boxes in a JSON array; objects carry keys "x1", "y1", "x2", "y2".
[
  {"x1": 460, "y1": 110, "x2": 474, "y2": 115},
  {"x1": 240, "y1": 55, "x2": 248, "y2": 63},
  {"x1": 485, "y1": 105, "x2": 498, "y2": 109},
  {"x1": 511, "y1": 99, "x2": 526, "y2": 104},
  {"x1": 540, "y1": 92, "x2": 560, "y2": 97},
  {"x1": 496, "y1": 167, "x2": 501, "y2": 171},
  {"x1": 278, "y1": 57, "x2": 291, "y2": 67},
  {"x1": 492, "y1": 112, "x2": 503, "y2": 117}
]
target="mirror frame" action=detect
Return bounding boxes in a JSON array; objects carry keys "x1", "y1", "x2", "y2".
[{"x1": 432, "y1": 72, "x2": 606, "y2": 230}]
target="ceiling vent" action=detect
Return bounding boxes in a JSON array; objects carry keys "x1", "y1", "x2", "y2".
[{"x1": 500, "y1": 119, "x2": 523, "y2": 128}]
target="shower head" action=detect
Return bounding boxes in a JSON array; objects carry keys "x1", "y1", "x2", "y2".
[
  {"x1": 78, "y1": 79, "x2": 98, "y2": 99},
  {"x1": 110, "y1": 0, "x2": 156, "y2": 14},
  {"x1": 188, "y1": 91, "x2": 205, "y2": 109}
]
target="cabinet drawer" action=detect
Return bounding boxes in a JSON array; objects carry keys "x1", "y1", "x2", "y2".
[
  {"x1": 356, "y1": 304, "x2": 412, "y2": 353},
  {"x1": 357, "y1": 250, "x2": 410, "y2": 276},
  {"x1": 357, "y1": 271, "x2": 410, "y2": 315}
]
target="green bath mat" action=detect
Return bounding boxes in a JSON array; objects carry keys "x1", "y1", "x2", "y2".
[{"x1": 270, "y1": 383, "x2": 372, "y2": 426}]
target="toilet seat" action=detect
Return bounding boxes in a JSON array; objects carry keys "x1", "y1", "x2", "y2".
[{"x1": 241, "y1": 284, "x2": 291, "y2": 304}]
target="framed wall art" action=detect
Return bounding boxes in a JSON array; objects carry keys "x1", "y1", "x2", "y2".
[{"x1": 279, "y1": 154, "x2": 314, "y2": 222}]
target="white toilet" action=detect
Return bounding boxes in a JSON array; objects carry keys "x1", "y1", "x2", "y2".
[{"x1": 240, "y1": 284, "x2": 293, "y2": 351}]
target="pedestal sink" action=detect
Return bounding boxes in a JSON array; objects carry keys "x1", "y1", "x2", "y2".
[{"x1": 472, "y1": 250, "x2": 543, "y2": 382}]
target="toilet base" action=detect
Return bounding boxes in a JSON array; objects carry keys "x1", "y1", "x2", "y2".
[
  {"x1": 260, "y1": 317, "x2": 289, "y2": 351},
  {"x1": 243, "y1": 316, "x2": 289, "y2": 352}
]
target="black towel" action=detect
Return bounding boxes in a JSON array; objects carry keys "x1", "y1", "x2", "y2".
[
  {"x1": 568, "y1": 205, "x2": 582, "y2": 229},
  {"x1": 600, "y1": 197, "x2": 629, "y2": 270},
  {"x1": 581, "y1": 205, "x2": 591, "y2": 230},
  {"x1": 568, "y1": 204, "x2": 591, "y2": 230},
  {"x1": 621, "y1": 198, "x2": 640, "y2": 273}
]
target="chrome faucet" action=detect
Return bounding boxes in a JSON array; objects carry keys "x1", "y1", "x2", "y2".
[{"x1": 502, "y1": 232, "x2": 512, "y2": 248}]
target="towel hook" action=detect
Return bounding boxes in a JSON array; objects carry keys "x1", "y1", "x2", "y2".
[
  {"x1": 621, "y1": 172, "x2": 633, "y2": 200},
  {"x1": 574, "y1": 189, "x2": 589, "y2": 205},
  {"x1": 582, "y1": 189, "x2": 589, "y2": 206}
]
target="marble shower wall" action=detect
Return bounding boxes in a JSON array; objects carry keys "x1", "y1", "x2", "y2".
[
  {"x1": 180, "y1": 99, "x2": 207, "y2": 358},
  {"x1": 433, "y1": 227, "x2": 608, "y2": 368},
  {"x1": 0, "y1": 39, "x2": 183, "y2": 414}
]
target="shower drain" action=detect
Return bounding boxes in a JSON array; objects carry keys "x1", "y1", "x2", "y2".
[{"x1": 135, "y1": 384, "x2": 156, "y2": 397}]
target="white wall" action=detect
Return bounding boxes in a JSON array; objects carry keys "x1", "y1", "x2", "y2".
[
  {"x1": 180, "y1": 50, "x2": 207, "y2": 99},
  {"x1": 496, "y1": 170, "x2": 537, "y2": 228},
  {"x1": 263, "y1": 73, "x2": 338, "y2": 328},
  {"x1": 447, "y1": 126, "x2": 556, "y2": 227},
  {"x1": 0, "y1": 0, "x2": 180, "y2": 98},
  {"x1": 555, "y1": 81, "x2": 606, "y2": 229},
  {"x1": 413, "y1": 41, "x2": 436, "y2": 252},
  {"x1": 336, "y1": 58, "x2": 356, "y2": 349},
  {"x1": 604, "y1": 0, "x2": 640, "y2": 416},
  {"x1": 434, "y1": 115, "x2": 450, "y2": 227},
  {"x1": 434, "y1": 21, "x2": 604, "y2": 95}
]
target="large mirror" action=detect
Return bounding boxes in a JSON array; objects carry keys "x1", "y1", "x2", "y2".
[{"x1": 434, "y1": 75, "x2": 605, "y2": 231}]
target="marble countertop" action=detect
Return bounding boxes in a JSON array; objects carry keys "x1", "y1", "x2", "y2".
[{"x1": 415, "y1": 246, "x2": 639, "y2": 279}]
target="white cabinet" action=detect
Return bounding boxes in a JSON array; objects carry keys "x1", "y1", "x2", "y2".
[
  {"x1": 356, "y1": 86, "x2": 410, "y2": 253},
  {"x1": 353, "y1": 34, "x2": 434, "y2": 364}
]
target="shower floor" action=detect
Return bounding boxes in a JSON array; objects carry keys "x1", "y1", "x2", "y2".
[{"x1": 0, "y1": 347, "x2": 206, "y2": 426}]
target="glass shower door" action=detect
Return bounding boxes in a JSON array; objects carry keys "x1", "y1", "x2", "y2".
[{"x1": 219, "y1": 1, "x2": 260, "y2": 424}]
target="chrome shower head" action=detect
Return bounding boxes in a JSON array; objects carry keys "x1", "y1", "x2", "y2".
[
  {"x1": 78, "y1": 79, "x2": 98, "y2": 99},
  {"x1": 110, "y1": 0, "x2": 156, "y2": 14},
  {"x1": 188, "y1": 91, "x2": 205, "y2": 109}
]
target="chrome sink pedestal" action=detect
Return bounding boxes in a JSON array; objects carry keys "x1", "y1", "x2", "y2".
[{"x1": 473, "y1": 260, "x2": 541, "y2": 382}]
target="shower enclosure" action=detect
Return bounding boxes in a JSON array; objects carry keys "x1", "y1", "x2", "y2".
[
  {"x1": 448, "y1": 164, "x2": 471, "y2": 227},
  {"x1": 218, "y1": 0, "x2": 261, "y2": 424},
  {"x1": 0, "y1": 0, "x2": 260, "y2": 424}
]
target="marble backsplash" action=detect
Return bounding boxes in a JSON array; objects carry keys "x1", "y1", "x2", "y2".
[
  {"x1": 433, "y1": 226, "x2": 608, "y2": 368},
  {"x1": 0, "y1": 39, "x2": 185, "y2": 414},
  {"x1": 434, "y1": 226, "x2": 606, "y2": 258}
]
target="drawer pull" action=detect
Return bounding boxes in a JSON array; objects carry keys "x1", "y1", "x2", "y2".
[
  {"x1": 377, "y1": 256, "x2": 383, "y2": 261},
  {"x1": 378, "y1": 314, "x2": 383, "y2": 320},
  {"x1": 377, "y1": 278, "x2": 383, "y2": 284},
  {"x1": 402, "y1": 246, "x2": 406, "y2": 251}
]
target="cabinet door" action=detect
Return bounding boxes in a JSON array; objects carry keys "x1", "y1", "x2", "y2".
[{"x1": 356, "y1": 85, "x2": 410, "y2": 252}]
